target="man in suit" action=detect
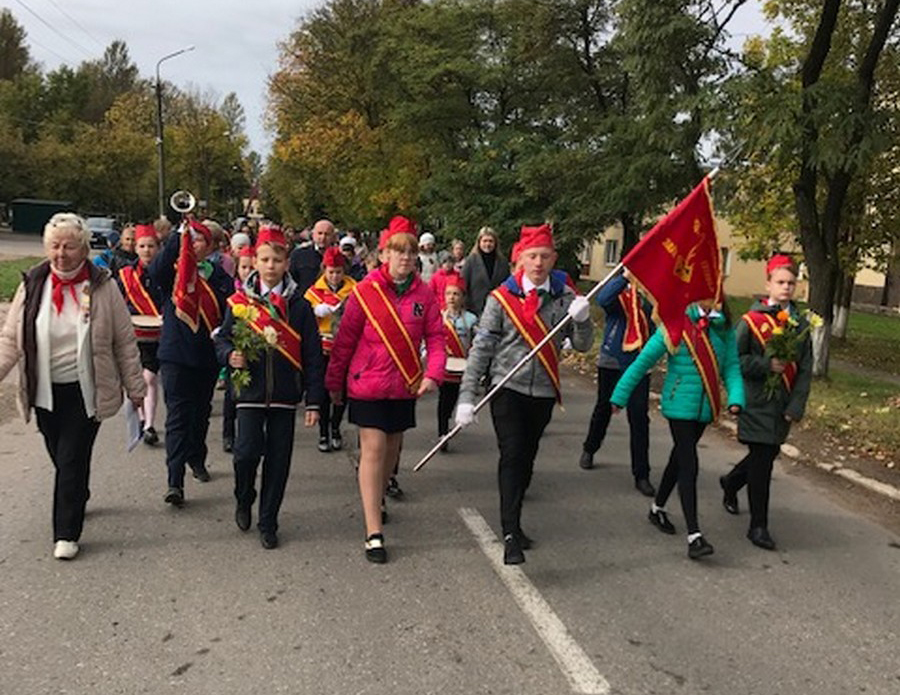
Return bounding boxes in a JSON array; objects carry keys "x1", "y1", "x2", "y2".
[{"x1": 289, "y1": 219, "x2": 335, "y2": 294}]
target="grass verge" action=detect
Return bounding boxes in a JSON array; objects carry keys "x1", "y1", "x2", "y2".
[{"x1": 0, "y1": 257, "x2": 41, "y2": 300}]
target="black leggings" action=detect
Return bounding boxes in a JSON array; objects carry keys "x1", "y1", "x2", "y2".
[
  {"x1": 723, "y1": 442, "x2": 780, "y2": 529},
  {"x1": 656, "y1": 419, "x2": 707, "y2": 535},
  {"x1": 437, "y1": 382, "x2": 461, "y2": 436}
]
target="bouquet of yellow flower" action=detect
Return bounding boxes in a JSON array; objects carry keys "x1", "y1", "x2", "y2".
[
  {"x1": 764, "y1": 308, "x2": 823, "y2": 399},
  {"x1": 230, "y1": 303, "x2": 273, "y2": 395}
]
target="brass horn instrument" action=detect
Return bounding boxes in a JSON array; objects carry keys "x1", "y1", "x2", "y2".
[{"x1": 169, "y1": 190, "x2": 197, "y2": 215}]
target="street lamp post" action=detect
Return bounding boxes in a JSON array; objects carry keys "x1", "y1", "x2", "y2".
[{"x1": 155, "y1": 46, "x2": 195, "y2": 219}]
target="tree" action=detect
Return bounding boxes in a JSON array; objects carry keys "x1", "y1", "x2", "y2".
[
  {"x1": 0, "y1": 9, "x2": 31, "y2": 81},
  {"x1": 721, "y1": 0, "x2": 900, "y2": 374}
]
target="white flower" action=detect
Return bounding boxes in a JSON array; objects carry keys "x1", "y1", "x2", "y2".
[{"x1": 263, "y1": 325, "x2": 279, "y2": 346}]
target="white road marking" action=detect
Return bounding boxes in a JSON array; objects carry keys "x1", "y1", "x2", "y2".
[{"x1": 458, "y1": 507, "x2": 611, "y2": 695}]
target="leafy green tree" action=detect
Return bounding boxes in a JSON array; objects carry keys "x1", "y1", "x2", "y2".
[
  {"x1": 720, "y1": 0, "x2": 900, "y2": 374},
  {"x1": 0, "y1": 8, "x2": 31, "y2": 81}
]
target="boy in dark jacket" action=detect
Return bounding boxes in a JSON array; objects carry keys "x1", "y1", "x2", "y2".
[
  {"x1": 579, "y1": 275, "x2": 656, "y2": 497},
  {"x1": 215, "y1": 227, "x2": 325, "y2": 549},
  {"x1": 149, "y1": 219, "x2": 233, "y2": 506},
  {"x1": 720, "y1": 255, "x2": 812, "y2": 551}
]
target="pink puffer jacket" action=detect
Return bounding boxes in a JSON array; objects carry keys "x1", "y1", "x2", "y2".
[{"x1": 325, "y1": 267, "x2": 445, "y2": 400}]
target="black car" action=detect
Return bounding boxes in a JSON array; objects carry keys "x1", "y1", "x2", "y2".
[{"x1": 85, "y1": 217, "x2": 119, "y2": 249}]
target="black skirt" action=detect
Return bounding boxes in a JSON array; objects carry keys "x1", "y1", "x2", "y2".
[
  {"x1": 348, "y1": 398, "x2": 416, "y2": 434},
  {"x1": 138, "y1": 341, "x2": 160, "y2": 373}
]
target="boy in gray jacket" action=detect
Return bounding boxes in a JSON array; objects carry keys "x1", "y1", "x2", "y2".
[{"x1": 456, "y1": 224, "x2": 593, "y2": 564}]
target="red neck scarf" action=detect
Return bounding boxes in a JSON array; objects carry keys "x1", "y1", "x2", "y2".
[
  {"x1": 516, "y1": 270, "x2": 547, "y2": 325},
  {"x1": 51, "y1": 263, "x2": 90, "y2": 314}
]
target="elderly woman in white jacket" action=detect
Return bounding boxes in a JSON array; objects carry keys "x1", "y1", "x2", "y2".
[{"x1": 0, "y1": 213, "x2": 145, "y2": 561}]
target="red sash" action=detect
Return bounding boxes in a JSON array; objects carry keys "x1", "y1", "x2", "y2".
[
  {"x1": 353, "y1": 279, "x2": 423, "y2": 392},
  {"x1": 228, "y1": 292, "x2": 302, "y2": 370},
  {"x1": 491, "y1": 285, "x2": 561, "y2": 403},
  {"x1": 306, "y1": 284, "x2": 342, "y2": 353},
  {"x1": 173, "y1": 232, "x2": 221, "y2": 333},
  {"x1": 443, "y1": 316, "x2": 467, "y2": 384},
  {"x1": 742, "y1": 312, "x2": 798, "y2": 392},
  {"x1": 682, "y1": 319, "x2": 722, "y2": 420},
  {"x1": 119, "y1": 264, "x2": 160, "y2": 340},
  {"x1": 619, "y1": 286, "x2": 649, "y2": 352}
]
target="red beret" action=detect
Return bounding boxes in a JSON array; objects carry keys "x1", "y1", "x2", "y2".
[
  {"x1": 766, "y1": 254, "x2": 795, "y2": 275},
  {"x1": 237, "y1": 246, "x2": 254, "y2": 259},
  {"x1": 134, "y1": 224, "x2": 157, "y2": 242},
  {"x1": 256, "y1": 226, "x2": 287, "y2": 251},
  {"x1": 378, "y1": 215, "x2": 417, "y2": 249},
  {"x1": 322, "y1": 246, "x2": 346, "y2": 269},
  {"x1": 518, "y1": 223, "x2": 554, "y2": 252},
  {"x1": 445, "y1": 274, "x2": 465, "y2": 290},
  {"x1": 189, "y1": 220, "x2": 212, "y2": 244},
  {"x1": 510, "y1": 241, "x2": 522, "y2": 264},
  {"x1": 377, "y1": 228, "x2": 390, "y2": 250}
]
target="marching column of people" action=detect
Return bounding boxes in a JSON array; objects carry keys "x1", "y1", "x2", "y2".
[{"x1": 1, "y1": 205, "x2": 813, "y2": 566}]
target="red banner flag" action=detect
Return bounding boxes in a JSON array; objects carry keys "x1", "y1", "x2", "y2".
[{"x1": 622, "y1": 176, "x2": 722, "y2": 350}]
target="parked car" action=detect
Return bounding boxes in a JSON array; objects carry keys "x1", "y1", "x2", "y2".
[{"x1": 85, "y1": 217, "x2": 119, "y2": 249}]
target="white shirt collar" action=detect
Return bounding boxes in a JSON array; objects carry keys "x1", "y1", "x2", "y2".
[
  {"x1": 260, "y1": 279, "x2": 283, "y2": 297},
  {"x1": 521, "y1": 275, "x2": 550, "y2": 294}
]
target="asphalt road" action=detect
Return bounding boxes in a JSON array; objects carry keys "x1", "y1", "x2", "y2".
[{"x1": 0, "y1": 371, "x2": 898, "y2": 695}]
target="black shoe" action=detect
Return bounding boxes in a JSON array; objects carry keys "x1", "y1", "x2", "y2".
[
  {"x1": 164, "y1": 487, "x2": 184, "y2": 507},
  {"x1": 635, "y1": 478, "x2": 656, "y2": 497},
  {"x1": 579, "y1": 451, "x2": 594, "y2": 470},
  {"x1": 516, "y1": 530, "x2": 534, "y2": 550},
  {"x1": 688, "y1": 535, "x2": 715, "y2": 559},
  {"x1": 143, "y1": 427, "x2": 159, "y2": 446},
  {"x1": 648, "y1": 508, "x2": 676, "y2": 534},
  {"x1": 330, "y1": 431, "x2": 343, "y2": 451},
  {"x1": 222, "y1": 437, "x2": 233, "y2": 454},
  {"x1": 235, "y1": 506, "x2": 251, "y2": 532},
  {"x1": 503, "y1": 533, "x2": 525, "y2": 565},
  {"x1": 318, "y1": 436, "x2": 331, "y2": 453},
  {"x1": 720, "y1": 476, "x2": 739, "y2": 515},
  {"x1": 190, "y1": 464, "x2": 211, "y2": 483},
  {"x1": 385, "y1": 476, "x2": 403, "y2": 499},
  {"x1": 747, "y1": 527, "x2": 776, "y2": 550},
  {"x1": 365, "y1": 533, "x2": 387, "y2": 563},
  {"x1": 260, "y1": 530, "x2": 278, "y2": 550}
]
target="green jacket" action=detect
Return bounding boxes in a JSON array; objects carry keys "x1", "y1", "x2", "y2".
[
  {"x1": 611, "y1": 305, "x2": 745, "y2": 423},
  {"x1": 736, "y1": 300, "x2": 813, "y2": 445}
]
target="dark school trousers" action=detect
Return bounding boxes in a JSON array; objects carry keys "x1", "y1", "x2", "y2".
[
  {"x1": 222, "y1": 375, "x2": 235, "y2": 445},
  {"x1": 233, "y1": 407, "x2": 296, "y2": 533},
  {"x1": 583, "y1": 367, "x2": 650, "y2": 480},
  {"x1": 160, "y1": 361, "x2": 217, "y2": 489},
  {"x1": 721, "y1": 442, "x2": 780, "y2": 529},
  {"x1": 35, "y1": 382, "x2": 101, "y2": 542},
  {"x1": 490, "y1": 388, "x2": 555, "y2": 537},
  {"x1": 656, "y1": 419, "x2": 707, "y2": 535},
  {"x1": 319, "y1": 355, "x2": 346, "y2": 439},
  {"x1": 437, "y1": 382, "x2": 461, "y2": 436}
]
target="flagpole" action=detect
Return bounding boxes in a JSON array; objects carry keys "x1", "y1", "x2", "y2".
[{"x1": 413, "y1": 262, "x2": 625, "y2": 472}]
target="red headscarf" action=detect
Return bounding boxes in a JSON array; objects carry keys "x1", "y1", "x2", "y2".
[
  {"x1": 322, "y1": 246, "x2": 346, "y2": 268},
  {"x1": 256, "y1": 226, "x2": 287, "y2": 250},
  {"x1": 134, "y1": 224, "x2": 157, "y2": 242},
  {"x1": 518, "y1": 223, "x2": 554, "y2": 252},
  {"x1": 766, "y1": 254, "x2": 795, "y2": 276}
]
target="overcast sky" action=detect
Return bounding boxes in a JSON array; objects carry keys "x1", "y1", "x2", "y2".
[{"x1": 4, "y1": 0, "x2": 769, "y2": 157}]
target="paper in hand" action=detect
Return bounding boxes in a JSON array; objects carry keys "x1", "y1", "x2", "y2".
[{"x1": 125, "y1": 400, "x2": 144, "y2": 452}]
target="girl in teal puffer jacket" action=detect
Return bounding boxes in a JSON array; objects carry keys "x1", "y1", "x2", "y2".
[{"x1": 611, "y1": 301, "x2": 745, "y2": 559}]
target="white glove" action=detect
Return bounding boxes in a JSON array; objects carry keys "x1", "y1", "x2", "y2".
[
  {"x1": 314, "y1": 303, "x2": 334, "y2": 318},
  {"x1": 567, "y1": 295, "x2": 590, "y2": 323},
  {"x1": 455, "y1": 403, "x2": 477, "y2": 428}
]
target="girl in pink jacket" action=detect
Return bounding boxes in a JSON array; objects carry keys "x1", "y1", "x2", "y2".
[{"x1": 326, "y1": 216, "x2": 445, "y2": 563}]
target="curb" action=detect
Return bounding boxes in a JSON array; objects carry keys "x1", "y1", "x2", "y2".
[{"x1": 716, "y1": 419, "x2": 900, "y2": 503}]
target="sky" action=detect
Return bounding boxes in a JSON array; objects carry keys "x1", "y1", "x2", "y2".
[{"x1": 4, "y1": 0, "x2": 771, "y2": 157}]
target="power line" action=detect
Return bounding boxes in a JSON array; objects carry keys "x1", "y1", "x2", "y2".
[
  {"x1": 26, "y1": 32, "x2": 76, "y2": 66},
  {"x1": 44, "y1": 0, "x2": 107, "y2": 50},
  {"x1": 14, "y1": 0, "x2": 96, "y2": 60}
]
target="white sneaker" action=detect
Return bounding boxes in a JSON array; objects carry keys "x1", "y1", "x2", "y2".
[{"x1": 53, "y1": 540, "x2": 79, "y2": 560}]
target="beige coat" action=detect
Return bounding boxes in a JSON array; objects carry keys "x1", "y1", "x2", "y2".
[{"x1": 0, "y1": 261, "x2": 145, "y2": 422}]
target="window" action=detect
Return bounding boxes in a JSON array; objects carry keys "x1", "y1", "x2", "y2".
[
  {"x1": 604, "y1": 239, "x2": 619, "y2": 266},
  {"x1": 721, "y1": 246, "x2": 731, "y2": 276}
]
